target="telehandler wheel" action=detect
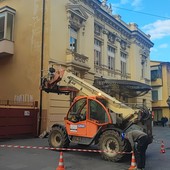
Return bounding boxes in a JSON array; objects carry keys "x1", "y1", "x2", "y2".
[
  {"x1": 98, "y1": 130, "x2": 126, "y2": 162},
  {"x1": 48, "y1": 126, "x2": 70, "y2": 148}
]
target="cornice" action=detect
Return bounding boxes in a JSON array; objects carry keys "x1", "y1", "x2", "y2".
[
  {"x1": 94, "y1": 9, "x2": 131, "y2": 39},
  {"x1": 131, "y1": 34, "x2": 153, "y2": 49},
  {"x1": 83, "y1": 0, "x2": 153, "y2": 49},
  {"x1": 131, "y1": 31, "x2": 154, "y2": 48},
  {"x1": 69, "y1": 0, "x2": 154, "y2": 49},
  {"x1": 0, "y1": 5, "x2": 16, "y2": 14}
]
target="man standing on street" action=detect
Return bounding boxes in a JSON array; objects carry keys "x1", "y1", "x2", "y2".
[{"x1": 122, "y1": 130, "x2": 149, "y2": 170}]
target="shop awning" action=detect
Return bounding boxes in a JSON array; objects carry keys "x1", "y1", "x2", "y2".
[{"x1": 94, "y1": 78, "x2": 152, "y2": 98}]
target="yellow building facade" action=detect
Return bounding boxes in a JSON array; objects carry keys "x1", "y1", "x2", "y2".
[
  {"x1": 151, "y1": 61, "x2": 170, "y2": 125},
  {"x1": 0, "y1": 0, "x2": 153, "y2": 133}
]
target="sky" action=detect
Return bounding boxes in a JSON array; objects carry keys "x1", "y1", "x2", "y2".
[{"x1": 108, "y1": 0, "x2": 170, "y2": 62}]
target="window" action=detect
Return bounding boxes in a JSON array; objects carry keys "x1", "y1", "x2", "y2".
[
  {"x1": 108, "y1": 46, "x2": 115, "y2": 70},
  {"x1": 6, "y1": 13, "x2": 14, "y2": 40},
  {"x1": 94, "y1": 24, "x2": 102, "y2": 36},
  {"x1": 153, "y1": 109, "x2": 162, "y2": 121},
  {"x1": 108, "y1": 32, "x2": 115, "y2": 43},
  {"x1": 89, "y1": 99, "x2": 109, "y2": 123},
  {"x1": 70, "y1": 27, "x2": 78, "y2": 52},
  {"x1": 70, "y1": 37, "x2": 77, "y2": 52},
  {"x1": 0, "y1": 7, "x2": 15, "y2": 41},
  {"x1": 0, "y1": 15, "x2": 5, "y2": 39},
  {"x1": 152, "y1": 87, "x2": 162, "y2": 101},
  {"x1": 141, "y1": 61, "x2": 145, "y2": 78},
  {"x1": 141, "y1": 55, "x2": 147, "y2": 79},
  {"x1": 94, "y1": 50, "x2": 101, "y2": 66},
  {"x1": 151, "y1": 66, "x2": 162, "y2": 81},
  {"x1": 121, "y1": 52, "x2": 127, "y2": 75},
  {"x1": 94, "y1": 39, "x2": 102, "y2": 66},
  {"x1": 108, "y1": 56, "x2": 115, "y2": 70},
  {"x1": 68, "y1": 98, "x2": 87, "y2": 122},
  {"x1": 108, "y1": 45, "x2": 115, "y2": 53},
  {"x1": 121, "y1": 61, "x2": 126, "y2": 75},
  {"x1": 120, "y1": 40, "x2": 127, "y2": 50},
  {"x1": 151, "y1": 70, "x2": 157, "y2": 81},
  {"x1": 152, "y1": 90, "x2": 158, "y2": 101}
]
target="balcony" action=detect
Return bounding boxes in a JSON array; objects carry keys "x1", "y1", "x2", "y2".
[
  {"x1": 66, "y1": 50, "x2": 90, "y2": 72},
  {"x1": 151, "y1": 78, "x2": 162, "y2": 86},
  {"x1": 0, "y1": 39, "x2": 14, "y2": 57}
]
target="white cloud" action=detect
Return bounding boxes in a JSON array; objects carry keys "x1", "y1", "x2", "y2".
[
  {"x1": 150, "y1": 48, "x2": 158, "y2": 52},
  {"x1": 159, "y1": 44, "x2": 168, "y2": 49},
  {"x1": 109, "y1": 0, "x2": 143, "y2": 14},
  {"x1": 120, "y1": 0, "x2": 129, "y2": 5},
  {"x1": 142, "y1": 20, "x2": 170, "y2": 40},
  {"x1": 131, "y1": 0, "x2": 142, "y2": 9}
]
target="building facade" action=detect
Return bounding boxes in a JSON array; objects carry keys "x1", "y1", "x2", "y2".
[
  {"x1": 150, "y1": 61, "x2": 170, "y2": 124},
  {"x1": 0, "y1": 0, "x2": 153, "y2": 133}
]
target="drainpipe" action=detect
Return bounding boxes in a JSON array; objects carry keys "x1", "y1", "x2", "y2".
[{"x1": 39, "y1": 0, "x2": 45, "y2": 135}]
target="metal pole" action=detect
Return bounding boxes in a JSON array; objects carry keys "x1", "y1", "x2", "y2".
[{"x1": 39, "y1": 0, "x2": 45, "y2": 135}]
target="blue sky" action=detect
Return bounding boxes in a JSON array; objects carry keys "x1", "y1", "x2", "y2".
[{"x1": 108, "y1": 0, "x2": 170, "y2": 62}]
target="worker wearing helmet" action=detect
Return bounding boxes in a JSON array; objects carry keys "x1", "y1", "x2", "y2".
[{"x1": 121, "y1": 130, "x2": 149, "y2": 170}]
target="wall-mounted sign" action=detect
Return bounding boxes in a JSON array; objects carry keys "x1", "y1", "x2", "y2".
[{"x1": 24, "y1": 111, "x2": 30, "y2": 116}]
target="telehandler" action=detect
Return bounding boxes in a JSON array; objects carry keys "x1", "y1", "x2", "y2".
[{"x1": 41, "y1": 66, "x2": 152, "y2": 161}]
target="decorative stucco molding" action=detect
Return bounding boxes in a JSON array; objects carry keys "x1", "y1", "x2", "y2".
[{"x1": 66, "y1": 4, "x2": 88, "y2": 29}]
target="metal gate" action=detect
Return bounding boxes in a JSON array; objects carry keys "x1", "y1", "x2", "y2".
[{"x1": 0, "y1": 107, "x2": 39, "y2": 138}]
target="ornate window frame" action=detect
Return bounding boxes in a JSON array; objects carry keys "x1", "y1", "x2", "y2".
[
  {"x1": 0, "y1": 6, "x2": 15, "y2": 41},
  {"x1": 66, "y1": 4, "x2": 88, "y2": 30}
]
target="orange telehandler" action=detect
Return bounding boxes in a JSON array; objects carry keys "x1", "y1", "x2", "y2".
[{"x1": 41, "y1": 66, "x2": 153, "y2": 162}]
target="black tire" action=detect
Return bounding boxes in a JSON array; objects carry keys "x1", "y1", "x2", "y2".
[
  {"x1": 48, "y1": 126, "x2": 70, "y2": 148},
  {"x1": 98, "y1": 130, "x2": 126, "y2": 162}
]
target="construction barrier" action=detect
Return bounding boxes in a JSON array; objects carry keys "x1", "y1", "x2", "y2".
[
  {"x1": 160, "y1": 141, "x2": 165, "y2": 153},
  {"x1": 0, "y1": 141, "x2": 167, "y2": 170},
  {"x1": 128, "y1": 152, "x2": 137, "y2": 170},
  {"x1": 0, "y1": 144, "x2": 133, "y2": 154},
  {"x1": 56, "y1": 152, "x2": 65, "y2": 170}
]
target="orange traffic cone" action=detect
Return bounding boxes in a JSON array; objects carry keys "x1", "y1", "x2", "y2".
[
  {"x1": 160, "y1": 141, "x2": 165, "y2": 154},
  {"x1": 128, "y1": 152, "x2": 137, "y2": 170},
  {"x1": 56, "y1": 152, "x2": 65, "y2": 170}
]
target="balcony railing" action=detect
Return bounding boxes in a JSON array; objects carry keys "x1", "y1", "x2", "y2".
[
  {"x1": 0, "y1": 100, "x2": 38, "y2": 108},
  {"x1": 151, "y1": 78, "x2": 162, "y2": 87},
  {"x1": 66, "y1": 49, "x2": 90, "y2": 72},
  {"x1": 94, "y1": 64, "x2": 131, "y2": 79}
]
